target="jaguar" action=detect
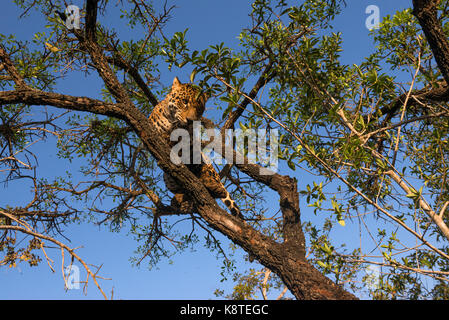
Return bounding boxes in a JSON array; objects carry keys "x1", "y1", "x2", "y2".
[{"x1": 149, "y1": 77, "x2": 242, "y2": 218}]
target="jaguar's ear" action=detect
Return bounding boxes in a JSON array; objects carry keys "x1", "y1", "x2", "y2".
[{"x1": 172, "y1": 77, "x2": 182, "y2": 87}]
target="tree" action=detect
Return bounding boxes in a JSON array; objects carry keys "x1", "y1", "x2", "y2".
[{"x1": 1, "y1": 0, "x2": 449, "y2": 300}]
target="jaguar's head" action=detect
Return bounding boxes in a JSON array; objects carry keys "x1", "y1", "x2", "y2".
[{"x1": 167, "y1": 77, "x2": 208, "y2": 125}]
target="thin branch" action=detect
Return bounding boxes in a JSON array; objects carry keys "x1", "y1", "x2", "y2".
[{"x1": 0, "y1": 224, "x2": 109, "y2": 299}]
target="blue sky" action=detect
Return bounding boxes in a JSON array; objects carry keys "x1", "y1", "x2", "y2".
[{"x1": 0, "y1": 0, "x2": 412, "y2": 300}]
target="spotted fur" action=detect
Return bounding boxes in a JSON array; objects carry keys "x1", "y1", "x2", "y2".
[
  {"x1": 149, "y1": 77, "x2": 206, "y2": 134},
  {"x1": 151, "y1": 77, "x2": 242, "y2": 218}
]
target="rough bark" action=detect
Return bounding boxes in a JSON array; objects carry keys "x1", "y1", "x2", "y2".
[{"x1": 413, "y1": 0, "x2": 449, "y2": 85}]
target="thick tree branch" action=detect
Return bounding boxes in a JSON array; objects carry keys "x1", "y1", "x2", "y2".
[
  {"x1": 0, "y1": 46, "x2": 28, "y2": 88},
  {"x1": 202, "y1": 118, "x2": 306, "y2": 258},
  {"x1": 107, "y1": 55, "x2": 159, "y2": 107},
  {"x1": 0, "y1": 89, "x2": 125, "y2": 118},
  {"x1": 413, "y1": 0, "x2": 449, "y2": 84},
  {"x1": 378, "y1": 80, "x2": 449, "y2": 124},
  {"x1": 85, "y1": 0, "x2": 99, "y2": 42},
  {"x1": 221, "y1": 61, "x2": 275, "y2": 132}
]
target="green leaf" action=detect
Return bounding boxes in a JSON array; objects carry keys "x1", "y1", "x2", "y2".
[{"x1": 190, "y1": 68, "x2": 198, "y2": 83}]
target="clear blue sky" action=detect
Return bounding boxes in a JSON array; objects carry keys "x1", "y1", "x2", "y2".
[{"x1": 0, "y1": 0, "x2": 411, "y2": 300}]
